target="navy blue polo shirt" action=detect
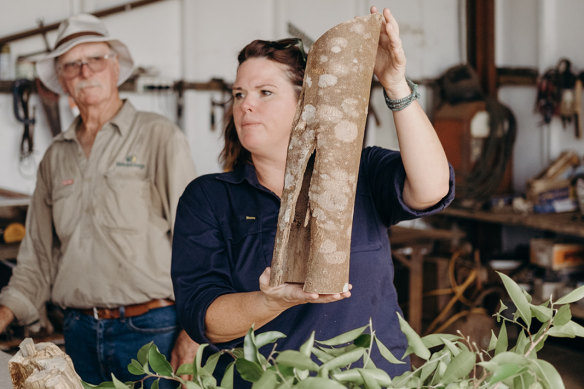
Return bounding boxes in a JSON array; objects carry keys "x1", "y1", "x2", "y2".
[{"x1": 172, "y1": 146, "x2": 454, "y2": 381}]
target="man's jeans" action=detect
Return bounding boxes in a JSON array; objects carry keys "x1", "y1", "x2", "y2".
[{"x1": 63, "y1": 305, "x2": 179, "y2": 386}]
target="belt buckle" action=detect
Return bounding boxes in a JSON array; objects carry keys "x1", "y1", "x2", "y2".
[{"x1": 93, "y1": 307, "x2": 99, "y2": 320}]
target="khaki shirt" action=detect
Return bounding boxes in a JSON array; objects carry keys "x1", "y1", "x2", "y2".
[{"x1": 0, "y1": 101, "x2": 196, "y2": 325}]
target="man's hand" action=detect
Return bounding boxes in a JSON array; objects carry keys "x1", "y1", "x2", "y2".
[
  {"x1": 170, "y1": 330, "x2": 200, "y2": 383},
  {"x1": 0, "y1": 305, "x2": 15, "y2": 333}
]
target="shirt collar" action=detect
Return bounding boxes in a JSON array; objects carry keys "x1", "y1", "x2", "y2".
[
  {"x1": 217, "y1": 163, "x2": 269, "y2": 192},
  {"x1": 58, "y1": 100, "x2": 136, "y2": 141}
]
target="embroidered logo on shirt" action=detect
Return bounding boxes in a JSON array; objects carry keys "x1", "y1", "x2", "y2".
[
  {"x1": 62, "y1": 179, "x2": 74, "y2": 186},
  {"x1": 116, "y1": 155, "x2": 145, "y2": 169},
  {"x1": 246, "y1": 216, "x2": 256, "y2": 220}
]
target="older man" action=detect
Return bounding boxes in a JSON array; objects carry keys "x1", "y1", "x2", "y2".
[{"x1": 0, "y1": 14, "x2": 198, "y2": 384}]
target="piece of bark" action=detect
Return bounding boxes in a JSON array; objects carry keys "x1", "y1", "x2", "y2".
[
  {"x1": 270, "y1": 14, "x2": 382, "y2": 293},
  {"x1": 9, "y1": 338, "x2": 82, "y2": 389}
]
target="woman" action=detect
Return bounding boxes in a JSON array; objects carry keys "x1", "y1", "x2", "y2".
[{"x1": 172, "y1": 6, "x2": 454, "y2": 384}]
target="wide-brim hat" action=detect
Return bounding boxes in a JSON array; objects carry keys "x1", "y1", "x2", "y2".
[{"x1": 35, "y1": 13, "x2": 134, "y2": 95}]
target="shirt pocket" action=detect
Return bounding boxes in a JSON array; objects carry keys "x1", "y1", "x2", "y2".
[
  {"x1": 52, "y1": 181, "x2": 78, "y2": 239},
  {"x1": 350, "y1": 193, "x2": 382, "y2": 253},
  {"x1": 228, "y1": 215, "x2": 265, "y2": 290},
  {"x1": 94, "y1": 172, "x2": 150, "y2": 232}
]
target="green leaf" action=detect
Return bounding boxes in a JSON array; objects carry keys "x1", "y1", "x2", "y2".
[
  {"x1": 512, "y1": 330, "x2": 529, "y2": 354},
  {"x1": 555, "y1": 285, "x2": 584, "y2": 305},
  {"x1": 419, "y1": 353, "x2": 441, "y2": 383},
  {"x1": 175, "y1": 363, "x2": 193, "y2": 376},
  {"x1": 488, "y1": 330, "x2": 497, "y2": 352},
  {"x1": 191, "y1": 343, "x2": 209, "y2": 377},
  {"x1": 374, "y1": 336, "x2": 405, "y2": 365},
  {"x1": 481, "y1": 351, "x2": 528, "y2": 372},
  {"x1": 531, "y1": 359, "x2": 565, "y2": 389},
  {"x1": 398, "y1": 313, "x2": 430, "y2": 360},
  {"x1": 336, "y1": 368, "x2": 391, "y2": 387},
  {"x1": 300, "y1": 331, "x2": 315, "y2": 357},
  {"x1": 243, "y1": 327, "x2": 259, "y2": 364},
  {"x1": 148, "y1": 344, "x2": 173, "y2": 376},
  {"x1": 441, "y1": 350, "x2": 475, "y2": 383},
  {"x1": 202, "y1": 351, "x2": 221, "y2": 375},
  {"x1": 311, "y1": 347, "x2": 335, "y2": 363},
  {"x1": 184, "y1": 382, "x2": 199, "y2": 389},
  {"x1": 359, "y1": 369, "x2": 383, "y2": 389},
  {"x1": 331, "y1": 369, "x2": 363, "y2": 384},
  {"x1": 495, "y1": 322, "x2": 508, "y2": 355},
  {"x1": 441, "y1": 336, "x2": 461, "y2": 356},
  {"x1": 150, "y1": 378, "x2": 159, "y2": 389},
  {"x1": 354, "y1": 333, "x2": 371, "y2": 348},
  {"x1": 127, "y1": 359, "x2": 145, "y2": 376},
  {"x1": 236, "y1": 358, "x2": 264, "y2": 382},
  {"x1": 137, "y1": 342, "x2": 153, "y2": 365},
  {"x1": 275, "y1": 350, "x2": 319, "y2": 371},
  {"x1": 82, "y1": 381, "x2": 116, "y2": 389},
  {"x1": 531, "y1": 304, "x2": 553, "y2": 323},
  {"x1": 111, "y1": 374, "x2": 131, "y2": 389},
  {"x1": 220, "y1": 361, "x2": 235, "y2": 389},
  {"x1": 548, "y1": 320, "x2": 584, "y2": 338},
  {"x1": 319, "y1": 348, "x2": 365, "y2": 374},
  {"x1": 251, "y1": 369, "x2": 279, "y2": 389},
  {"x1": 420, "y1": 333, "x2": 458, "y2": 349},
  {"x1": 255, "y1": 331, "x2": 287, "y2": 349},
  {"x1": 295, "y1": 377, "x2": 347, "y2": 389},
  {"x1": 498, "y1": 300, "x2": 509, "y2": 315},
  {"x1": 317, "y1": 324, "x2": 368, "y2": 346},
  {"x1": 498, "y1": 272, "x2": 532, "y2": 327},
  {"x1": 487, "y1": 363, "x2": 524, "y2": 384},
  {"x1": 316, "y1": 344, "x2": 357, "y2": 357},
  {"x1": 553, "y1": 304, "x2": 572, "y2": 326}
]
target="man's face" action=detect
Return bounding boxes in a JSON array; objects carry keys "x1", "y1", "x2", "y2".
[{"x1": 57, "y1": 42, "x2": 120, "y2": 107}]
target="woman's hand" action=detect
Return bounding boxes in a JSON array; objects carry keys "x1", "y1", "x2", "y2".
[
  {"x1": 371, "y1": 6, "x2": 410, "y2": 99},
  {"x1": 259, "y1": 267, "x2": 351, "y2": 312}
]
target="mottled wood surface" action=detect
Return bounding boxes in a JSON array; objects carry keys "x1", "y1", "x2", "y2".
[
  {"x1": 9, "y1": 338, "x2": 82, "y2": 389},
  {"x1": 270, "y1": 14, "x2": 382, "y2": 293}
]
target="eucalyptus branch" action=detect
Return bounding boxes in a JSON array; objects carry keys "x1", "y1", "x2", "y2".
[
  {"x1": 524, "y1": 307, "x2": 555, "y2": 357},
  {"x1": 495, "y1": 313, "x2": 528, "y2": 333}
]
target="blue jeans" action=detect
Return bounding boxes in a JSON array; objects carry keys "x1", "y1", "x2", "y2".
[{"x1": 63, "y1": 305, "x2": 179, "y2": 387}]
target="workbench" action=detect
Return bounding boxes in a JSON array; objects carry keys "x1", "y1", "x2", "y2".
[{"x1": 430, "y1": 206, "x2": 584, "y2": 319}]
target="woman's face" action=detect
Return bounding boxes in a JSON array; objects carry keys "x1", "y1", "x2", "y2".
[{"x1": 232, "y1": 57, "x2": 299, "y2": 160}]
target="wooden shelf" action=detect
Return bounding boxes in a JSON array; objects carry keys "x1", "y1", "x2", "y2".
[{"x1": 441, "y1": 207, "x2": 584, "y2": 239}]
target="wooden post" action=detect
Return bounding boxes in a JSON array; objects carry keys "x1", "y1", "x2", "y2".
[{"x1": 270, "y1": 14, "x2": 382, "y2": 293}]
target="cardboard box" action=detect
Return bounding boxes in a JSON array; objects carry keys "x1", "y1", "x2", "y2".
[{"x1": 530, "y1": 238, "x2": 584, "y2": 270}]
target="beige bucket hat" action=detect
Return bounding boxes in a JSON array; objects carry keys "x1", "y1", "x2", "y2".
[{"x1": 35, "y1": 13, "x2": 134, "y2": 94}]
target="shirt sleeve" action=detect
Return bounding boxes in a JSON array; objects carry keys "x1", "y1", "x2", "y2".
[
  {"x1": 171, "y1": 177, "x2": 235, "y2": 344},
  {"x1": 361, "y1": 146, "x2": 455, "y2": 226},
  {"x1": 0, "y1": 155, "x2": 58, "y2": 326},
  {"x1": 155, "y1": 124, "x2": 197, "y2": 236}
]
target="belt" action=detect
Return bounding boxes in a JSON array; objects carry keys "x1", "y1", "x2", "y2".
[{"x1": 79, "y1": 299, "x2": 175, "y2": 320}]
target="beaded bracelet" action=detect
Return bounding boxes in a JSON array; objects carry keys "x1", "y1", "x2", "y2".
[{"x1": 382, "y1": 79, "x2": 420, "y2": 111}]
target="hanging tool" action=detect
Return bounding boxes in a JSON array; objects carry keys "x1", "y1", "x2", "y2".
[
  {"x1": 557, "y1": 58, "x2": 577, "y2": 128},
  {"x1": 209, "y1": 78, "x2": 230, "y2": 131},
  {"x1": 12, "y1": 79, "x2": 36, "y2": 160}
]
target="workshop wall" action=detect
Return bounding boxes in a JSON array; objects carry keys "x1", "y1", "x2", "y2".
[
  {"x1": 1, "y1": 0, "x2": 460, "y2": 194},
  {"x1": 496, "y1": 0, "x2": 584, "y2": 192}
]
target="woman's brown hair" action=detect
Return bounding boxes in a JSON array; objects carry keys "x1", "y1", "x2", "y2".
[{"x1": 220, "y1": 38, "x2": 306, "y2": 171}]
